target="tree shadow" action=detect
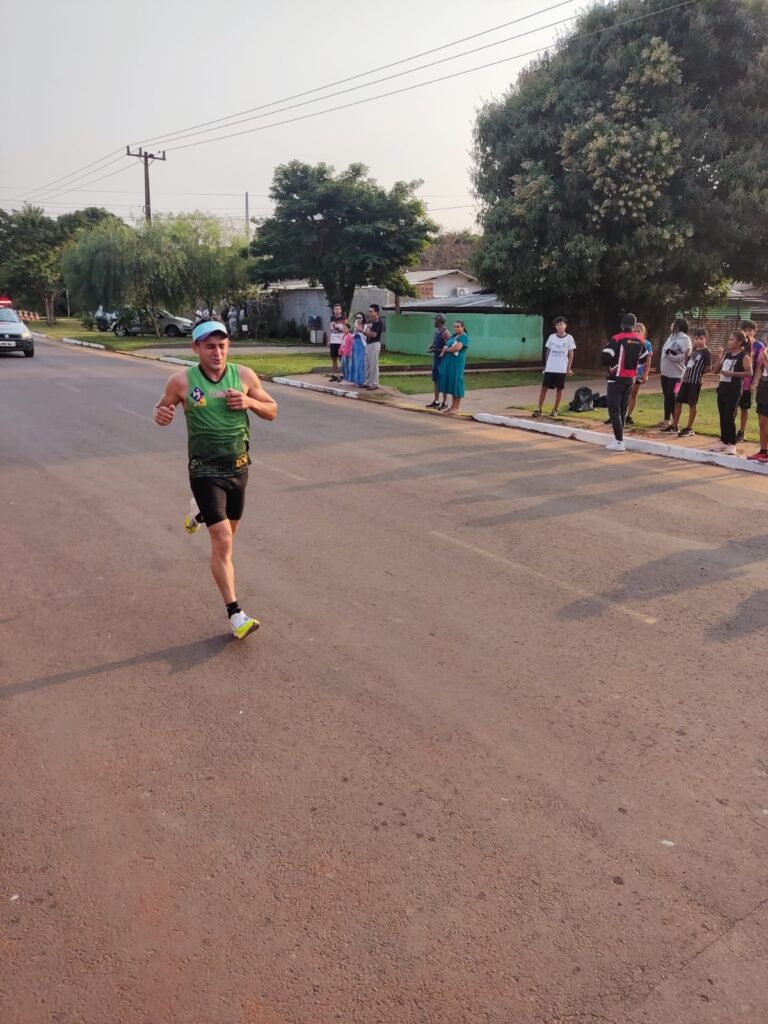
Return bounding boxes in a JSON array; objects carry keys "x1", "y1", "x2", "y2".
[
  {"x1": 557, "y1": 535, "x2": 768, "y2": 626},
  {"x1": 1, "y1": 635, "x2": 231, "y2": 701}
]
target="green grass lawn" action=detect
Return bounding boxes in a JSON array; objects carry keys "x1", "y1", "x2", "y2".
[
  {"x1": 380, "y1": 369, "x2": 546, "y2": 395},
  {"x1": 524, "y1": 387, "x2": 760, "y2": 443},
  {"x1": 237, "y1": 350, "x2": 436, "y2": 378},
  {"x1": 33, "y1": 318, "x2": 180, "y2": 351}
]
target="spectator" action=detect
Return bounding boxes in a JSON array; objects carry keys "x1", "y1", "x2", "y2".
[
  {"x1": 349, "y1": 313, "x2": 367, "y2": 386},
  {"x1": 363, "y1": 304, "x2": 384, "y2": 390},
  {"x1": 746, "y1": 343, "x2": 768, "y2": 463},
  {"x1": 426, "y1": 313, "x2": 450, "y2": 410},
  {"x1": 339, "y1": 326, "x2": 354, "y2": 382},
  {"x1": 227, "y1": 305, "x2": 239, "y2": 339},
  {"x1": 532, "y1": 316, "x2": 576, "y2": 419},
  {"x1": 327, "y1": 303, "x2": 347, "y2": 377},
  {"x1": 658, "y1": 317, "x2": 692, "y2": 428},
  {"x1": 736, "y1": 319, "x2": 765, "y2": 443},
  {"x1": 710, "y1": 330, "x2": 752, "y2": 455},
  {"x1": 602, "y1": 312, "x2": 649, "y2": 452},
  {"x1": 438, "y1": 320, "x2": 470, "y2": 416},
  {"x1": 671, "y1": 327, "x2": 713, "y2": 437},
  {"x1": 625, "y1": 322, "x2": 653, "y2": 425}
]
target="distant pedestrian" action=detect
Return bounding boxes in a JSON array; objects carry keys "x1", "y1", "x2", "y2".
[
  {"x1": 227, "y1": 305, "x2": 238, "y2": 339},
  {"x1": 532, "y1": 316, "x2": 575, "y2": 418},
  {"x1": 349, "y1": 313, "x2": 367, "y2": 386},
  {"x1": 625, "y1": 322, "x2": 653, "y2": 425},
  {"x1": 363, "y1": 304, "x2": 384, "y2": 390},
  {"x1": 737, "y1": 320, "x2": 765, "y2": 443},
  {"x1": 710, "y1": 330, "x2": 752, "y2": 455},
  {"x1": 339, "y1": 327, "x2": 354, "y2": 381},
  {"x1": 328, "y1": 303, "x2": 347, "y2": 376},
  {"x1": 426, "y1": 313, "x2": 451, "y2": 410},
  {"x1": 658, "y1": 318, "x2": 692, "y2": 427},
  {"x1": 602, "y1": 312, "x2": 649, "y2": 452},
  {"x1": 438, "y1": 320, "x2": 470, "y2": 416},
  {"x1": 670, "y1": 327, "x2": 712, "y2": 437},
  {"x1": 746, "y1": 343, "x2": 768, "y2": 463}
]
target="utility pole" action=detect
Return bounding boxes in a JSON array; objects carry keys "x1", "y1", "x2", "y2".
[
  {"x1": 126, "y1": 146, "x2": 167, "y2": 224},
  {"x1": 244, "y1": 191, "x2": 250, "y2": 239}
]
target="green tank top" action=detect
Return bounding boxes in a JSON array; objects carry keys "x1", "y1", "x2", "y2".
[{"x1": 184, "y1": 362, "x2": 250, "y2": 478}]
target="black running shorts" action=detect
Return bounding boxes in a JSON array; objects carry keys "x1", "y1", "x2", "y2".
[
  {"x1": 329, "y1": 343, "x2": 341, "y2": 359},
  {"x1": 190, "y1": 472, "x2": 248, "y2": 527},
  {"x1": 542, "y1": 371, "x2": 566, "y2": 390},
  {"x1": 739, "y1": 389, "x2": 753, "y2": 410},
  {"x1": 675, "y1": 382, "x2": 701, "y2": 406}
]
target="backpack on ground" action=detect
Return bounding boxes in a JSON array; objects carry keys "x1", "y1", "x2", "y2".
[{"x1": 569, "y1": 386, "x2": 594, "y2": 412}]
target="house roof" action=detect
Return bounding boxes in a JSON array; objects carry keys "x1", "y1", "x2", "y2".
[
  {"x1": 404, "y1": 269, "x2": 479, "y2": 285},
  {"x1": 385, "y1": 292, "x2": 515, "y2": 313}
]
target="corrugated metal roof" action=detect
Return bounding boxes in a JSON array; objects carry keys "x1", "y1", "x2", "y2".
[
  {"x1": 386, "y1": 292, "x2": 513, "y2": 312},
  {"x1": 404, "y1": 269, "x2": 479, "y2": 285}
]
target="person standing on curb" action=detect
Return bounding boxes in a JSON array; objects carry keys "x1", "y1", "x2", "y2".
[
  {"x1": 438, "y1": 320, "x2": 470, "y2": 416},
  {"x1": 625, "y1": 322, "x2": 653, "y2": 425},
  {"x1": 659, "y1": 318, "x2": 692, "y2": 429},
  {"x1": 737, "y1": 319, "x2": 764, "y2": 443},
  {"x1": 670, "y1": 327, "x2": 713, "y2": 437},
  {"x1": 747, "y1": 343, "x2": 768, "y2": 463},
  {"x1": 426, "y1": 313, "x2": 451, "y2": 410},
  {"x1": 153, "y1": 319, "x2": 278, "y2": 640},
  {"x1": 327, "y1": 303, "x2": 347, "y2": 379},
  {"x1": 710, "y1": 330, "x2": 752, "y2": 456},
  {"x1": 602, "y1": 312, "x2": 649, "y2": 452},
  {"x1": 363, "y1": 304, "x2": 383, "y2": 390},
  {"x1": 532, "y1": 316, "x2": 576, "y2": 419}
]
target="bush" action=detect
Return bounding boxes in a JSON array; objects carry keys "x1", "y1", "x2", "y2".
[{"x1": 80, "y1": 313, "x2": 95, "y2": 331}]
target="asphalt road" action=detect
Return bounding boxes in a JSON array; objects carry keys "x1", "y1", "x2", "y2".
[{"x1": 1, "y1": 338, "x2": 766, "y2": 1024}]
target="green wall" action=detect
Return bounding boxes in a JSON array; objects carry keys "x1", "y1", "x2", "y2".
[{"x1": 385, "y1": 311, "x2": 543, "y2": 362}]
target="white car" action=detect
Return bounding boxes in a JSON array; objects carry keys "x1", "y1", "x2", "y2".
[{"x1": 0, "y1": 308, "x2": 34, "y2": 357}]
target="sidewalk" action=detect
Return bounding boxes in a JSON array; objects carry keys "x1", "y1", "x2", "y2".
[{"x1": 273, "y1": 373, "x2": 768, "y2": 475}]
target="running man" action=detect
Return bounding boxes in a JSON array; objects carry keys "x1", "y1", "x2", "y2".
[{"x1": 153, "y1": 319, "x2": 278, "y2": 639}]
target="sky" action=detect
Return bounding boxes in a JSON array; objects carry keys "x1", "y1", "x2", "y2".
[{"x1": 1, "y1": 0, "x2": 585, "y2": 234}]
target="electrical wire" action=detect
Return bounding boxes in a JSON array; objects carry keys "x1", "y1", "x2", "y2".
[
  {"x1": 7, "y1": 150, "x2": 126, "y2": 205},
  {"x1": 165, "y1": 0, "x2": 700, "y2": 153},
  {"x1": 134, "y1": 0, "x2": 581, "y2": 148}
]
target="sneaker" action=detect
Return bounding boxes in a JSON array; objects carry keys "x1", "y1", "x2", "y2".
[
  {"x1": 425, "y1": 400, "x2": 439, "y2": 409},
  {"x1": 736, "y1": 431, "x2": 745, "y2": 443},
  {"x1": 550, "y1": 409, "x2": 560, "y2": 418},
  {"x1": 606, "y1": 439, "x2": 626, "y2": 452},
  {"x1": 661, "y1": 424, "x2": 676, "y2": 433},
  {"x1": 604, "y1": 418, "x2": 612, "y2": 425},
  {"x1": 184, "y1": 498, "x2": 202, "y2": 534},
  {"x1": 708, "y1": 442, "x2": 727, "y2": 452},
  {"x1": 746, "y1": 450, "x2": 768, "y2": 462},
  {"x1": 532, "y1": 408, "x2": 542, "y2": 418},
  {"x1": 723, "y1": 445, "x2": 737, "y2": 456},
  {"x1": 230, "y1": 610, "x2": 259, "y2": 640},
  {"x1": 678, "y1": 427, "x2": 695, "y2": 438},
  {"x1": 437, "y1": 402, "x2": 448, "y2": 411},
  {"x1": 625, "y1": 415, "x2": 635, "y2": 426}
]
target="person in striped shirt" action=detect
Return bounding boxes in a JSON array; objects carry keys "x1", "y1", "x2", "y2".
[{"x1": 670, "y1": 327, "x2": 713, "y2": 437}]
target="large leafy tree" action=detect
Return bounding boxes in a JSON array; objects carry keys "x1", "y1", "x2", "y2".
[
  {"x1": 249, "y1": 161, "x2": 437, "y2": 310},
  {"x1": 420, "y1": 229, "x2": 480, "y2": 273},
  {"x1": 473, "y1": 0, "x2": 768, "y2": 362}
]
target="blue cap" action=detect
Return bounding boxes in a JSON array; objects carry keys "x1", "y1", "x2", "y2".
[{"x1": 192, "y1": 320, "x2": 228, "y2": 343}]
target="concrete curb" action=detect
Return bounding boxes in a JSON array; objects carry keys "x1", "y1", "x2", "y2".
[
  {"x1": 39, "y1": 334, "x2": 197, "y2": 367},
  {"x1": 272, "y1": 377, "x2": 360, "y2": 399},
  {"x1": 473, "y1": 413, "x2": 768, "y2": 476},
  {"x1": 59, "y1": 336, "x2": 107, "y2": 351}
]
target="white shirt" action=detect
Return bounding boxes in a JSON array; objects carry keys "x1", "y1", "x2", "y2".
[{"x1": 544, "y1": 333, "x2": 576, "y2": 374}]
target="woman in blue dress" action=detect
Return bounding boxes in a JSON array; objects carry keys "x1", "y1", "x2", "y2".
[
  {"x1": 438, "y1": 320, "x2": 470, "y2": 415},
  {"x1": 349, "y1": 312, "x2": 368, "y2": 387}
]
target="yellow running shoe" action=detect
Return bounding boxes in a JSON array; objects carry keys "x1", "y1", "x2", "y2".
[
  {"x1": 185, "y1": 497, "x2": 202, "y2": 534},
  {"x1": 229, "y1": 611, "x2": 260, "y2": 639}
]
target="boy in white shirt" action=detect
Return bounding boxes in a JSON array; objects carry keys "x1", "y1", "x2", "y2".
[{"x1": 532, "y1": 317, "x2": 576, "y2": 418}]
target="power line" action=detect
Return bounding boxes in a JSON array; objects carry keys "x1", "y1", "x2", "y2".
[
  {"x1": 136, "y1": 10, "x2": 583, "y2": 152},
  {"x1": 134, "y1": 0, "x2": 581, "y2": 149},
  {"x1": 39, "y1": 163, "x2": 138, "y2": 204},
  {"x1": 7, "y1": 150, "x2": 126, "y2": 205},
  {"x1": 165, "y1": 0, "x2": 700, "y2": 154}
]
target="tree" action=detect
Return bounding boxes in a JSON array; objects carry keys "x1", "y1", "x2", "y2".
[
  {"x1": 249, "y1": 161, "x2": 437, "y2": 311},
  {"x1": 162, "y1": 212, "x2": 248, "y2": 313},
  {"x1": 420, "y1": 230, "x2": 480, "y2": 273},
  {"x1": 473, "y1": 0, "x2": 768, "y2": 363},
  {"x1": 61, "y1": 219, "x2": 135, "y2": 313}
]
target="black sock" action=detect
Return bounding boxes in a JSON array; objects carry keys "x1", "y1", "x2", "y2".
[
  {"x1": 226, "y1": 600, "x2": 241, "y2": 618},
  {"x1": 195, "y1": 512, "x2": 204, "y2": 523}
]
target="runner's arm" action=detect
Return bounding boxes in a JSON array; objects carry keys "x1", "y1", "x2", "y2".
[
  {"x1": 153, "y1": 371, "x2": 186, "y2": 425},
  {"x1": 229, "y1": 366, "x2": 278, "y2": 421}
]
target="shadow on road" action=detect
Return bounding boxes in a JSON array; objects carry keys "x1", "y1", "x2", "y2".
[{"x1": 1, "y1": 635, "x2": 231, "y2": 701}]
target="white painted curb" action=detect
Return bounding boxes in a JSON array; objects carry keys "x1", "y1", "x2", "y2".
[
  {"x1": 273, "y1": 376, "x2": 359, "y2": 399},
  {"x1": 59, "y1": 336, "x2": 106, "y2": 351},
  {"x1": 473, "y1": 413, "x2": 768, "y2": 476},
  {"x1": 158, "y1": 356, "x2": 196, "y2": 366}
]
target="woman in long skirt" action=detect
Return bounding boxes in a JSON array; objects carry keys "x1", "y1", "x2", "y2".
[
  {"x1": 349, "y1": 313, "x2": 368, "y2": 386},
  {"x1": 438, "y1": 320, "x2": 470, "y2": 415}
]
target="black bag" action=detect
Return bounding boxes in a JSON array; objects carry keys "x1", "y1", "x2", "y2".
[
  {"x1": 569, "y1": 386, "x2": 594, "y2": 412},
  {"x1": 593, "y1": 392, "x2": 608, "y2": 408}
]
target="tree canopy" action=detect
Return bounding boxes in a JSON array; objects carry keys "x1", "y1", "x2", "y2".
[
  {"x1": 249, "y1": 161, "x2": 437, "y2": 311},
  {"x1": 420, "y1": 229, "x2": 480, "y2": 274},
  {"x1": 473, "y1": 0, "x2": 768, "y2": 360}
]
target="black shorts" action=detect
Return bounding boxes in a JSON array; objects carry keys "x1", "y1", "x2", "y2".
[
  {"x1": 542, "y1": 371, "x2": 566, "y2": 390},
  {"x1": 757, "y1": 381, "x2": 768, "y2": 417},
  {"x1": 329, "y1": 343, "x2": 341, "y2": 359},
  {"x1": 190, "y1": 472, "x2": 248, "y2": 527},
  {"x1": 739, "y1": 389, "x2": 752, "y2": 410},
  {"x1": 675, "y1": 382, "x2": 701, "y2": 406}
]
